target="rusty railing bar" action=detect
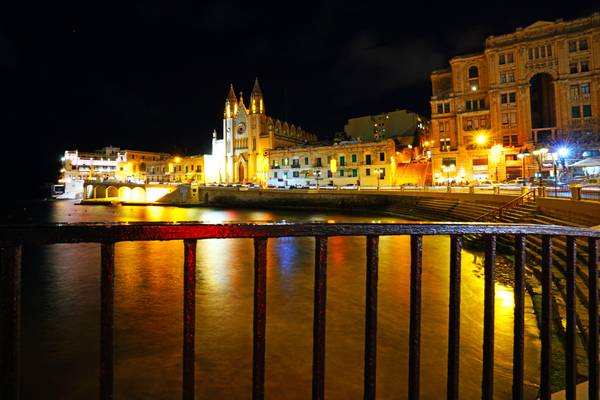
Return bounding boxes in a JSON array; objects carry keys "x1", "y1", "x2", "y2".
[
  {"x1": 447, "y1": 235, "x2": 462, "y2": 400},
  {"x1": 513, "y1": 235, "x2": 526, "y2": 400},
  {"x1": 253, "y1": 238, "x2": 268, "y2": 400},
  {"x1": 482, "y1": 235, "x2": 496, "y2": 400},
  {"x1": 3, "y1": 223, "x2": 600, "y2": 246},
  {"x1": 540, "y1": 236, "x2": 552, "y2": 400},
  {"x1": 364, "y1": 235, "x2": 379, "y2": 400},
  {"x1": 588, "y1": 237, "x2": 598, "y2": 400},
  {"x1": 100, "y1": 242, "x2": 115, "y2": 400},
  {"x1": 1, "y1": 245, "x2": 21, "y2": 400},
  {"x1": 409, "y1": 235, "x2": 423, "y2": 400},
  {"x1": 565, "y1": 236, "x2": 577, "y2": 400},
  {"x1": 182, "y1": 239, "x2": 197, "y2": 400},
  {"x1": 312, "y1": 236, "x2": 328, "y2": 400}
]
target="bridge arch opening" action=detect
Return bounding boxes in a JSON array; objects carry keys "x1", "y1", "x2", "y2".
[
  {"x1": 119, "y1": 186, "x2": 132, "y2": 202},
  {"x1": 106, "y1": 186, "x2": 118, "y2": 198},
  {"x1": 131, "y1": 187, "x2": 146, "y2": 202},
  {"x1": 94, "y1": 186, "x2": 106, "y2": 199}
]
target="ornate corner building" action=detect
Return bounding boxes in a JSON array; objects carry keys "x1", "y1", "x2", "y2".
[
  {"x1": 429, "y1": 12, "x2": 600, "y2": 183},
  {"x1": 204, "y1": 79, "x2": 318, "y2": 184}
]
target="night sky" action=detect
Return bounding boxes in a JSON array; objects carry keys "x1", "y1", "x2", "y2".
[{"x1": 5, "y1": 1, "x2": 599, "y2": 198}]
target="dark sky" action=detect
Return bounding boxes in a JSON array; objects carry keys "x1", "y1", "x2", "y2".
[{"x1": 4, "y1": 1, "x2": 599, "y2": 196}]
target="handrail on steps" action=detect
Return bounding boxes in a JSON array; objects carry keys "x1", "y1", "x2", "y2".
[{"x1": 476, "y1": 190, "x2": 536, "y2": 221}]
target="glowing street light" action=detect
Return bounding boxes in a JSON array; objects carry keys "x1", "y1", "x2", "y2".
[
  {"x1": 558, "y1": 147, "x2": 570, "y2": 158},
  {"x1": 475, "y1": 133, "x2": 487, "y2": 146}
]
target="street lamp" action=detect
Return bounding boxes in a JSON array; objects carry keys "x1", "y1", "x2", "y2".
[
  {"x1": 532, "y1": 147, "x2": 548, "y2": 186},
  {"x1": 517, "y1": 148, "x2": 530, "y2": 184},
  {"x1": 374, "y1": 168, "x2": 381, "y2": 189},
  {"x1": 490, "y1": 144, "x2": 503, "y2": 182},
  {"x1": 315, "y1": 170, "x2": 322, "y2": 188},
  {"x1": 441, "y1": 163, "x2": 456, "y2": 187}
]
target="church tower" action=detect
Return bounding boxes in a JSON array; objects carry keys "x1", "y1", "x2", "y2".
[
  {"x1": 223, "y1": 84, "x2": 237, "y2": 182},
  {"x1": 250, "y1": 77, "x2": 264, "y2": 115},
  {"x1": 248, "y1": 78, "x2": 267, "y2": 181}
]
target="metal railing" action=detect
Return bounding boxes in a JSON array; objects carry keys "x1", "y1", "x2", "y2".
[
  {"x1": 476, "y1": 190, "x2": 536, "y2": 221},
  {"x1": 1, "y1": 222, "x2": 598, "y2": 400}
]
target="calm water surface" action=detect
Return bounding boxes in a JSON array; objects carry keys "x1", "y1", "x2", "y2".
[{"x1": 19, "y1": 201, "x2": 540, "y2": 399}]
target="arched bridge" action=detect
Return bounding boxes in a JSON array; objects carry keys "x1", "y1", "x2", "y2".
[{"x1": 84, "y1": 181, "x2": 177, "y2": 203}]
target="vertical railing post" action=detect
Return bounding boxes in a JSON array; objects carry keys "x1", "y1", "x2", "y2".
[
  {"x1": 565, "y1": 236, "x2": 577, "y2": 399},
  {"x1": 253, "y1": 238, "x2": 268, "y2": 400},
  {"x1": 482, "y1": 235, "x2": 496, "y2": 400},
  {"x1": 100, "y1": 242, "x2": 115, "y2": 400},
  {"x1": 513, "y1": 235, "x2": 526, "y2": 400},
  {"x1": 588, "y1": 237, "x2": 598, "y2": 400},
  {"x1": 447, "y1": 235, "x2": 462, "y2": 400},
  {"x1": 364, "y1": 235, "x2": 379, "y2": 400},
  {"x1": 312, "y1": 236, "x2": 328, "y2": 400},
  {"x1": 1, "y1": 246, "x2": 21, "y2": 400},
  {"x1": 408, "y1": 235, "x2": 423, "y2": 400},
  {"x1": 183, "y1": 239, "x2": 197, "y2": 400},
  {"x1": 540, "y1": 235, "x2": 553, "y2": 399}
]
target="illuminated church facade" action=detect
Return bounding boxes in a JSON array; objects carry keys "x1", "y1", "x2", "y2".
[{"x1": 204, "y1": 79, "x2": 318, "y2": 184}]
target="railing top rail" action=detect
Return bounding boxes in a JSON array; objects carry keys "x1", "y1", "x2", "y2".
[
  {"x1": 1, "y1": 222, "x2": 599, "y2": 245},
  {"x1": 476, "y1": 190, "x2": 536, "y2": 221}
]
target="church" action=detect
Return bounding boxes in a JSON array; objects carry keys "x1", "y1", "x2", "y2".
[{"x1": 204, "y1": 79, "x2": 318, "y2": 185}]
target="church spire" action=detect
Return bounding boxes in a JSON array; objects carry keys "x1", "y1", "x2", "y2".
[
  {"x1": 238, "y1": 91, "x2": 247, "y2": 113},
  {"x1": 250, "y1": 77, "x2": 264, "y2": 114},
  {"x1": 224, "y1": 83, "x2": 238, "y2": 118}
]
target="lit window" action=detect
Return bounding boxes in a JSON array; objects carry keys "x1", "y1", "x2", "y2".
[
  {"x1": 570, "y1": 85, "x2": 580, "y2": 98},
  {"x1": 502, "y1": 112, "x2": 508, "y2": 125},
  {"x1": 581, "y1": 83, "x2": 590, "y2": 94}
]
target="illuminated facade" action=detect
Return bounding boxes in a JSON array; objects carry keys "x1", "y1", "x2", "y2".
[
  {"x1": 146, "y1": 155, "x2": 204, "y2": 183},
  {"x1": 206, "y1": 79, "x2": 318, "y2": 185},
  {"x1": 430, "y1": 12, "x2": 600, "y2": 183},
  {"x1": 57, "y1": 147, "x2": 171, "y2": 199},
  {"x1": 267, "y1": 139, "x2": 396, "y2": 188}
]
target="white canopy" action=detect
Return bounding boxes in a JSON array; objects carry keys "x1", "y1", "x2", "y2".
[{"x1": 568, "y1": 157, "x2": 600, "y2": 168}]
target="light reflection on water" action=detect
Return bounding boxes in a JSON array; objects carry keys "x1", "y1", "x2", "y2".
[{"x1": 20, "y1": 201, "x2": 540, "y2": 399}]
